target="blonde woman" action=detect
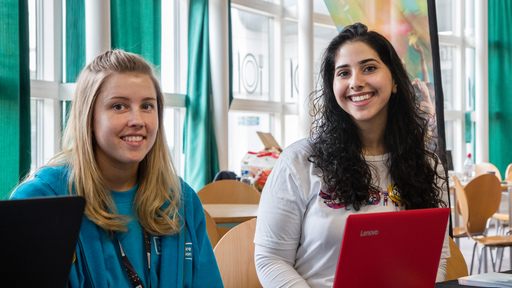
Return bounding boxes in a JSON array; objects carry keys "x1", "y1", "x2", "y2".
[{"x1": 11, "y1": 50, "x2": 223, "y2": 288}]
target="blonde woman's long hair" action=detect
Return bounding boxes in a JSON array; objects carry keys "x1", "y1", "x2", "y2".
[{"x1": 51, "y1": 49, "x2": 181, "y2": 235}]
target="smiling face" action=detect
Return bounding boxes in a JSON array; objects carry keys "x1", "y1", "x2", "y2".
[
  {"x1": 333, "y1": 41, "x2": 397, "y2": 128},
  {"x1": 92, "y1": 73, "x2": 158, "y2": 171}
]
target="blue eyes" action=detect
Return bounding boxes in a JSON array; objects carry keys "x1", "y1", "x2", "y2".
[{"x1": 111, "y1": 103, "x2": 155, "y2": 111}]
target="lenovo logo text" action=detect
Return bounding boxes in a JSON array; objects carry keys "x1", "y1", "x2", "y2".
[{"x1": 360, "y1": 230, "x2": 379, "y2": 237}]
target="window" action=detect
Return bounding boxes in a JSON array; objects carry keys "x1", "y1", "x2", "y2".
[
  {"x1": 232, "y1": 8, "x2": 271, "y2": 101},
  {"x1": 229, "y1": 0, "x2": 335, "y2": 175},
  {"x1": 161, "y1": 0, "x2": 188, "y2": 175},
  {"x1": 436, "y1": 0, "x2": 475, "y2": 171},
  {"x1": 28, "y1": 0, "x2": 62, "y2": 173}
]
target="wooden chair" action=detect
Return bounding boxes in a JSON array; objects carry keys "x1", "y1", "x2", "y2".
[
  {"x1": 474, "y1": 162, "x2": 506, "y2": 235},
  {"x1": 453, "y1": 174, "x2": 512, "y2": 274},
  {"x1": 486, "y1": 163, "x2": 512, "y2": 234},
  {"x1": 475, "y1": 162, "x2": 502, "y2": 180},
  {"x1": 204, "y1": 209, "x2": 230, "y2": 249},
  {"x1": 505, "y1": 164, "x2": 512, "y2": 181},
  {"x1": 213, "y1": 218, "x2": 262, "y2": 288},
  {"x1": 500, "y1": 164, "x2": 512, "y2": 233},
  {"x1": 197, "y1": 180, "x2": 261, "y2": 204},
  {"x1": 445, "y1": 236, "x2": 468, "y2": 281}
]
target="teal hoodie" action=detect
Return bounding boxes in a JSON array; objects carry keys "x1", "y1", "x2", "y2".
[{"x1": 11, "y1": 165, "x2": 224, "y2": 288}]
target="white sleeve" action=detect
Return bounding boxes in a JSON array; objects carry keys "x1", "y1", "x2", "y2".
[
  {"x1": 254, "y1": 145, "x2": 309, "y2": 250},
  {"x1": 254, "y1": 142, "x2": 312, "y2": 286},
  {"x1": 254, "y1": 244, "x2": 311, "y2": 288},
  {"x1": 435, "y1": 213, "x2": 450, "y2": 282},
  {"x1": 435, "y1": 161, "x2": 450, "y2": 282},
  {"x1": 436, "y1": 258, "x2": 447, "y2": 282}
]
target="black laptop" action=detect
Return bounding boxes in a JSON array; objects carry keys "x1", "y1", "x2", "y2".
[{"x1": 0, "y1": 196, "x2": 85, "y2": 288}]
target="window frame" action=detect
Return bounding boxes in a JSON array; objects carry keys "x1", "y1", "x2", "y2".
[{"x1": 437, "y1": 0, "x2": 475, "y2": 172}]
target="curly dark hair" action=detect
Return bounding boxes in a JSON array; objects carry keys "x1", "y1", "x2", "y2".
[{"x1": 309, "y1": 22, "x2": 446, "y2": 210}]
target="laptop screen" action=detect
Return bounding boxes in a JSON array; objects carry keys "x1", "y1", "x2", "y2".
[
  {"x1": 333, "y1": 207, "x2": 449, "y2": 288},
  {"x1": 0, "y1": 196, "x2": 85, "y2": 288}
]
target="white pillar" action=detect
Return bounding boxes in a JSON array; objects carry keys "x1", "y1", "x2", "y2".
[
  {"x1": 85, "y1": 0, "x2": 110, "y2": 64},
  {"x1": 209, "y1": 0, "x2": 229, "y2": 170},
  {"x1": 298, "y1": 0, "x2": 314, "y2": 138},
  {"x1": 475, "y1": 0, "x2": 488, "y2": 163}
]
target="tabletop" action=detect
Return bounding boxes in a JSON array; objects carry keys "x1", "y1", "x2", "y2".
[
  {"x1": 435, "y1": 270, "x2": 512, "y2": 287},
  {"x1": 435, "y1": 279, "x2": 473, "y2": 287},
  {"x1": 202, "y1": 203, "x2": 258, "y2": 223}
]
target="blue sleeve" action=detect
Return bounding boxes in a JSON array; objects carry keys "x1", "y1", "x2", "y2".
[
  {"x1": 181, "y1": 181, "x2": 224, "y2": 288},
  {"x1": 10, "y1": 177, "x2": 58, "y2": 199},
  {"x1": 10, "y1": 166, "x2": 69, "y2": 199}
]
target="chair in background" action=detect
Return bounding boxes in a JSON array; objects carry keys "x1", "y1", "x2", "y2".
[
  {"x1": 475, "y1": 162, "x2": 502, "y2": 180},
  {"x1": 480, "y1": 162, "x2": 512, "y2": 234},
  {"x1": 474, "y1": 162, "x2": 505, "y2": 234},
  {"x1": 213, "y1": 218, "x2": 262, "y2": 288},
  {"x1": 197, "y1": 180, "x2": 261, "y2": 204},
  {"x1": 445, "y1": 236, "x2": 468, "y2": 281},
  {"x1": 204, "y1": 209, "x2": 230, "y2": 249},
  {"x1": 198, "y1": 180, "x2": 261, "y2": 240},
  {"x1": 505, "y1": 164, "x2": 512, "y2": 181},
  {"x1": 453, "y1": 174, "x2": 512, "y2": 274}
]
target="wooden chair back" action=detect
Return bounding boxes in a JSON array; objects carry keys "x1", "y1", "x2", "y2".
[
  {"x1": 445, "y1": 236, "x2": 468, "y2": 281},
  {"x1": 505, "y1": 163, "x2": 512, "y2": 181},
  {"x1": 197, "y1": 180, "x2": 261, "y2": 204},
  {"x1": 214, "y1": 218, "x2": 261, "y2": 288},
  {"x1": 204, "y1": 209, "x2": 220, "y2": 248},
  {"x1": 204, "y1": 209, "x2": 231, "y2": 249},
  {"x1": 453, "y1": 174, "x2": 502, "y2": 237},
  {"x1": 475, "y1": 162, "x2": 502, "y2": 181}
]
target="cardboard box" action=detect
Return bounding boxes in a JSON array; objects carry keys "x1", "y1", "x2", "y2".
[
  {"x1": 257, "y1": 132, "x2": 282, "y2": 152},
  {"x1": 241, "y1": 132, "x2": 281, "y2": 191}
]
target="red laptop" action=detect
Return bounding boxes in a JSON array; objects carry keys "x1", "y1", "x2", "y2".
[{"x1": 333, "y1": 207, "x2": 450, "y2": 288}]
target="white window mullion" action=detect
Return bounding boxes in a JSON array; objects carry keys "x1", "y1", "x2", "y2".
[{"x1": 474, "y1": 0, "x2": 488, "y2": 163}]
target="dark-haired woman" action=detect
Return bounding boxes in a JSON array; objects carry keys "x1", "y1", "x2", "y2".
[{"x1": 254, "y1": 22, "x2": 448, "y2": 287}]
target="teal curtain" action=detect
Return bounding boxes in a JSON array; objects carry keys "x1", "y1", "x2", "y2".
[
  {"x1": 489, "y1": 1, "x2": 512, "y2": 174},
  {"x1": 65, "y1": 0, "x2": 85, "y2": 83},
  {"x1": 184, "y1": 0, "x2": 219, "y2": 191},
  {"x1": 63, "y1": 0, "x2": 85, "y2": 131},
  {"x1": 111, "y1": 0, "x2": 161, "y2": 68},
  {"x1": 0, "y1": 0, "x2": 31, "y2": 199}
]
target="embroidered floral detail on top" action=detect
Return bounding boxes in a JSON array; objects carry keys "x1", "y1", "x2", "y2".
[{"x1": 319, "y1": 187, "x2": 345, "y2": 209}]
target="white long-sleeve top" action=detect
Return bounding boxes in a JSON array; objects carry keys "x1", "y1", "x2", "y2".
[{"x1": 254, "y1": 138, "x2": 450, "y2": 287}]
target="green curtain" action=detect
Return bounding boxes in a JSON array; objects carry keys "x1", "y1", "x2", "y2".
[
  {"x1": 0, "y1": 0, "x2": 31, "y2": 199},
  {"x1": 111, "y1": 0, "x2": 161, "y2": 68},
  {"x1": 63, "y1": 0, "x2": 85, "y2": 131},
  {"x1": 184, "y1": 0, "x2": 219, "y2": 191},
  {"x1": 65, "y1": 0, "x2": 85, "y2": 83},
  {"x1": 489, "y1": 1, "x2": 512, "y2": 174}
]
